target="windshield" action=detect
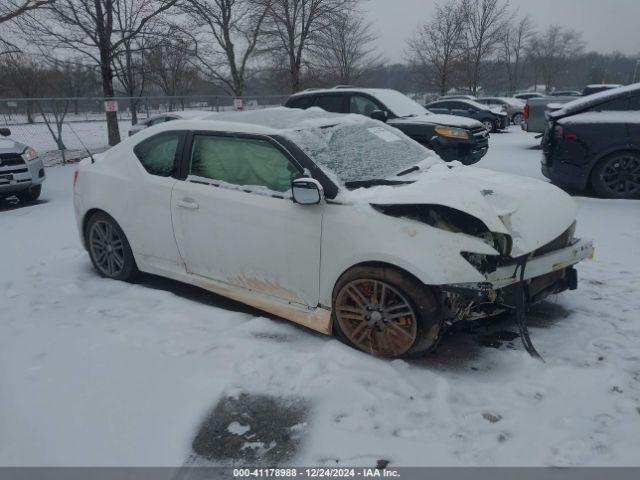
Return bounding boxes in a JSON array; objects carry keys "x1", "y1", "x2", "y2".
[
  {"x1": 371, "y1": 90, "x2": 429, "y2": 118},
  {"x1": 288, "y1": 119, "x2": 437, "y2": 185}
]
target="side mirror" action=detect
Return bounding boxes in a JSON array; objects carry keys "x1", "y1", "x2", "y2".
[
  {"x1": 292, "y1": 178, "x2": 324, "y2": 205},
  {"x1": 370, "y1": 110, "x2": 388, "y2": 122},
  {"x1": 0, "y1": 128, "x2": 11, "y2": 137}
]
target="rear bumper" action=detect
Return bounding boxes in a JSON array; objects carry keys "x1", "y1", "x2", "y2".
[{"x1": 541, "y1": 147, "x2": 591, "y2": 191}]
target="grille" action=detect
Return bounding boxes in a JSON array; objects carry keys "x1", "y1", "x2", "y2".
[{"x1": 0, "y1": 154, "x2": 25, "y2": 167}]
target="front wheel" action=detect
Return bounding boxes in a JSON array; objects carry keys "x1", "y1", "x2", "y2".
[
  {"x1": 332, "y1": 266, "x2": 442, "y2": 358},
  {"x1": 512, "y1": 113, "x2": 524, "y2": 125},
  {"x1": 482, "y1": 119, "x2": 495, "y2": 133},
  {"x1": 591, "y1": 152, "x2": 640, "y2": 199},
  {"x1": 16, "y1": 184, "x2": 41, "y2": 203},
  {"x1": 86, "y1": 212, "x2": 138, "y2": 281}
]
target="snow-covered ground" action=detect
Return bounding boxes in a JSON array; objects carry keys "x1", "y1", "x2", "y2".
[{"x1": 1, "y1": 127, "x2": 639, "y2": 467}]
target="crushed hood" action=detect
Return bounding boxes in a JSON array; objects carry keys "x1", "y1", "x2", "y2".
[
  {"x1": 350, "y1": 163, "x2": 577, "y2": 256},
  {"x1": 390, "y1": 113, "x2": 483, "y2": 130}
]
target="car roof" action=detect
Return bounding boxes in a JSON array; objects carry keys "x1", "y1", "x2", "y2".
[
  {"x1": 551, "y1": 82, "x2": 639, "y2": 118},
  {"x1": 140, "y1": 107, "x2": 367, "y2": 137},
  {"x1": 289, "y1": 87, "x2": 395, "y2": 98}
]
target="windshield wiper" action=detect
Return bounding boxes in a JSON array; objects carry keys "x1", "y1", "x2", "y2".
[
  {"x1": 344, "y1": 179, "x2": 414, "y2": 189},
  {"x1": 396, "y1": 165, "x2": 420, "y2": 176}
]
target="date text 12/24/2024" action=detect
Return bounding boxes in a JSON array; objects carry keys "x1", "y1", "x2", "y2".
[{"x1": 233, "y1": 468, "x2": 400, "y2": 478}]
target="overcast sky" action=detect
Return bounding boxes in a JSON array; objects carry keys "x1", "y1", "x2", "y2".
[{"x1": 365, "y1": 0, "x2": 640, "y2": 62}]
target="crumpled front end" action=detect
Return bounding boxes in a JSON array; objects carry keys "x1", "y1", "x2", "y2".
[{"x1": 366, "y1": 164, "x2": 594, "y2": 325}]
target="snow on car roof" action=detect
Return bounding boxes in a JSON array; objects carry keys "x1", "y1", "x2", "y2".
[
  {"x1": 551, "y1": 82, "x2": 639, "y2": 117},
  {"x1": 557, "y1": 111, "x2": 640, "y2": 125},
  {"x1": 202, "y1": 106, "x2": 355, "y2": 131}
]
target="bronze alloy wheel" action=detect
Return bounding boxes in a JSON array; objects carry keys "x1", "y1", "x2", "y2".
[{"x1": 335, "y1": 279, "x2": 418, "y2": 357}]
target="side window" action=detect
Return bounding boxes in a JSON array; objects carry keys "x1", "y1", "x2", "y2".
[
  {"x1": 148, "y1": 116, "x2": 167, "y2": 126},
  {"x1": 349, "y1": 95, "x2": 380, "y2": 116},
  {"x1": 133, "y1": 131, "x2": 184, "y2": 177},
  {"x1": 288, "y1": 96, "x2": 314, "y2": 109},
  {"x1": 314, "y1": 95, "x2": 345, "y2": 113},
  {"x1": 189, "y1": 136, "x2": 300, "y2": 193},
  {"x1": 627, "y1": 95, "x2": 640, "y2": 110},
  {"x1": 590, "y1": 97, "x2": 629, "y2": 111}
]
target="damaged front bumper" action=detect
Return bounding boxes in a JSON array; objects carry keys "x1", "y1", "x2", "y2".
[{"x1": 442, "y1": 237, "x2": 594, "y2": 318}]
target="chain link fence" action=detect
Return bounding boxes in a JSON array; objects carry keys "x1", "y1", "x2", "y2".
[{"x1": 0, "y1": 95, "x2": 289, "y2": 162}]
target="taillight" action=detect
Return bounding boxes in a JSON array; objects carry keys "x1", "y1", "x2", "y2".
[
  {"x1": 523, "y1": 103, "x2": 529, "y2": 119},
  {"x1": 553, "y1": 125, "x2": 577, "y2": 140},
  {"x1": 73, "y1": 170, "x2": 79, "y2": 187},
  {"x1": 553, "y1": 125, "x2": 563, "y2": 139}
]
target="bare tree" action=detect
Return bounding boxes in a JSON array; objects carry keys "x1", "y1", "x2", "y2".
[
  {"x1": 528, "y1": 25, "x2": 584, "y2": 91},
  {"x1": 184, "y1": 0, "x2": 271, "y2": 97},
  {"x1": 407, "y1": 0, "x2": 466, "y2": 96},
  {"x1": 500, "y1": 14, "x2": 532, "y2": 94},
  {"x1": 310, "y1": 6, "x2": 380, "y2": 85},
  {"x1": 0, "y1": 53, "x2": 47, "y2": 122},
  {"x1": 19, "y1": 0, "x2": 180, "y2": 145},
  {"x1": 0, "y1": 0, "x2": 56, "y2": 24},
  {"x1": 147, "y1": 33, "x2": 198, "y2": 110},
  {"x1": 264, "y1": 0, "x2": 355, "y2": 92},
  {"x1": 461, "y1": 0, "x2": 510, "y2": 94}
]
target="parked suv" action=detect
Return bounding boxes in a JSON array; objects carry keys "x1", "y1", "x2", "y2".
[
  {"x1": 542, "y1": 83, "x2": 640, "y2": 198},
  {"x1": 0, "y1": 128, "x2": 45, "y2": 203},
  {"x1": 284, "y1": 88, "x2": 489, "y2": 165},
  {"x1": 426, "y1": 99, "x2": 509, "y2": 132}
]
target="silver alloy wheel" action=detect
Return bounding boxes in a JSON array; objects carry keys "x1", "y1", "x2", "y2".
[
  {"x1": 335, "y1": 279, "x2": 418, "y2": 357},
  {"x1": 89, "y1": 220, "x2": 125, "y2": 277},
  {"x1": 512, "y1": 113, "x2": 524, "y2": 125},
  {"x1": 483, "y1": 120, "x2": 494, "y2": 132}
]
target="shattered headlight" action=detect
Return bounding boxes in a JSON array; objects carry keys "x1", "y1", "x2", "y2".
[{"x1": 22, "y1": 146, "x2": 38, "y2": 162}]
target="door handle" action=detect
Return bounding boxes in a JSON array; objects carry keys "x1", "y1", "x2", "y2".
[{"x1": 177, "y1": 198, "x2": 199, "y2": 210}]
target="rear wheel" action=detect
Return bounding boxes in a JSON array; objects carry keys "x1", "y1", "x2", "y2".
[
  {"x1": 591, "y1": 152, "x2": 640, "y2": 199},
  {"x1": 332, "y1": 266, "x2": 442, "y2": 358},
  {"x1": 86, "y1": 212, "x2": 138, "y2": 281},
  {"x1": 512, "y1": 112, "x2": 524, "y2": 125},
  {"x1": 15, "y1": 184, "x2": 41, "y2": 203},
  {"x1": 482, "y1": 119, "x2": 495, "y2": 133}
]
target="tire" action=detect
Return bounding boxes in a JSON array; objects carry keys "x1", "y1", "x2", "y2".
[
  {"x1": 482, "y1": 119, "x2": 495, "y2": 133},
  {"x1": 512, "y1": 113, "x2": 524, "y2": 125},
  {"x1": 332, "y1": 265, "x2": 443, "y2": 358},
  {"x1": 591, "y1": 151, "x2": 640, "y2": 199},
  {"x1": 85, "y1": 211, "x2": 138, "y2": 281},
  {"x1": 15, "y1": 184, "x2": 41, "y2": 203}
]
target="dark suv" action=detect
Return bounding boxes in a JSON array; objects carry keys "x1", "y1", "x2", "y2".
[
  {"x1": 542, "y1": 83, "x2": 640, "y2": 198},
  {"x1": 284, "y1": 88, "x2": 489, "y2": 165},
  {"x1": 426, "y1": 99, "x2": 509, "y2": 132}
]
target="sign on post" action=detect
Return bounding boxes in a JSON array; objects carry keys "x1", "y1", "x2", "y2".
[
  {"x1": 104, "y1": 100, "x2": 118, "y2": 113},
  {"x1": 233, "y1": 98, "x2": 243, "y2": 111}
]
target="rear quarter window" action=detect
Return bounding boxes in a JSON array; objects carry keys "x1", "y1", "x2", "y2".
[
  {"x1": 589, "y1": 96, "x2": 629, "y2": 112},
  {"x1": 287, "y1": 96, "x2": 315, "y2": 109},
  {"x1": 133, "y1": 131, "x2": 185, "y2": 177}
]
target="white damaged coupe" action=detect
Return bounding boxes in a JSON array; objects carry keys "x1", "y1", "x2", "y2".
[{"x1": 73, "y1": 108, "x2": 594, "y2": 358}]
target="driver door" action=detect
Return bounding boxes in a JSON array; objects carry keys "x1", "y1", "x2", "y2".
[{"x1": 171, "y1": 133, "x2": 323, "y2": 307}]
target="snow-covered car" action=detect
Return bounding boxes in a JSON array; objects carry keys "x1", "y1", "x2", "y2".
[
  {"x1": 73, "y1": 108, "x2": 594, "y2": 358},
  {"x1": 127, "y1": 110, "x2": 212, "y2": 136},
  {"x1": 0, "y1": 127, "x2": 45, "y2": 203},
  {"x1": 476, "y1": 97, "x2": 526, "y2": 125},
  {"x1": 426, "y1": 99, "x2": 509, "y2": 132}
]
